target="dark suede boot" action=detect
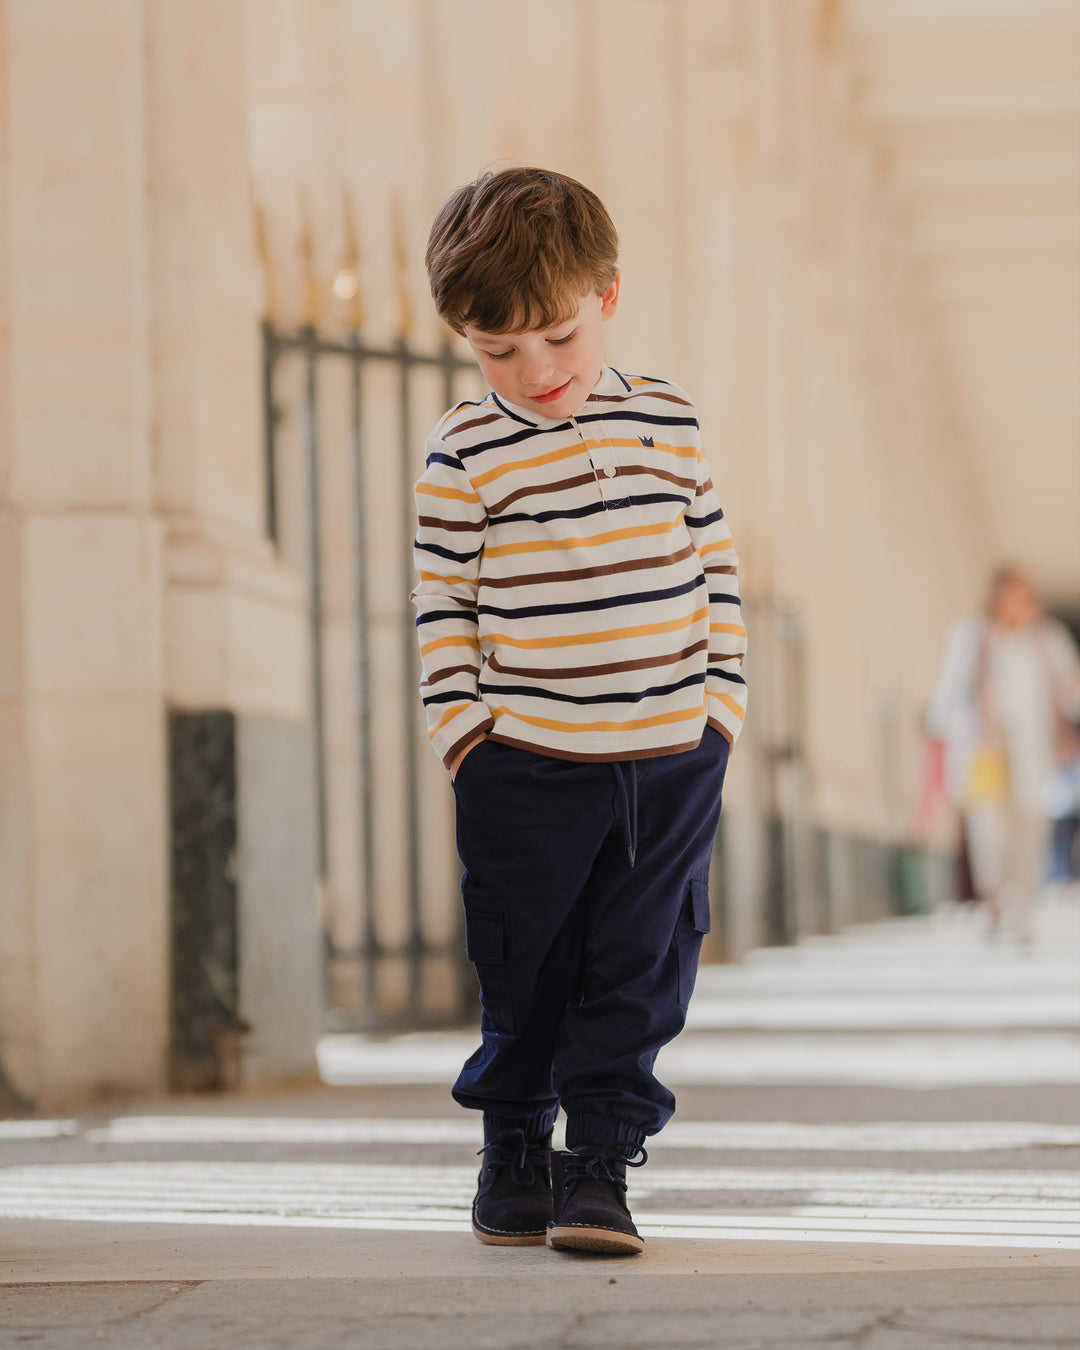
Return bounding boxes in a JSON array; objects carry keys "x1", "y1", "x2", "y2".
[
  {"x1": 547, "y1": 1146, "x2": 647, "y2": 1255},
  {"x1": 471, "y1": 1128, "x2": 553, "y2": 1245}
]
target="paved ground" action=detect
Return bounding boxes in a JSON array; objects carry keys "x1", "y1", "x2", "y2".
[{"x1": 1, "y1": 897, "x2": 1078, "y2": 1348}]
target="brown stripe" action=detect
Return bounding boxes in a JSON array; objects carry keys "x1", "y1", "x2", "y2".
[
  {"x1": 480, "y1": 544, "x2": 696, "y2": 589},
  {"x1": 447, "y1": 412, "x2": 501, "y2": 437},
  {"x1": 488, "y1": 472, "x2": 597, "y2": 515},
  {"x1": 708, "y1": 651, "x2": 746, "y2": 665},
  {"x1": 706, "y1": 717, "x2": 734, "y2": 747},
  {"x1": 487, "y1": 731, "x2": 703, "y2": 762},
  {"x1": 424, "y1": 663, "x2": 481, "y2": 686},
  {"x1": 486, "y1": 639, "x2": 708, "y2": 682},
  {"x1": 584, "y1": 391, "x2": 692, "y2": 408},
  {"x1": 704, "y1": 564, "x2": 737, "y2": 575},
  {"x1": 443, "y1": 716, "x2": 495, "y2": 770},
  {"x1": 620, "y1": 463, "x2": 696, "y2": 491},
  {"x1": 417, "y1": 515, "x2": 487, "y2": 533},
  {"x1": 487, "y1": 462, "x2": 696, "y2": 515}
]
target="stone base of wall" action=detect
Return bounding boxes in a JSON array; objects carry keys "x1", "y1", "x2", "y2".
[{"x1": 168, "y1": 710, "x2": 321, "y2": 1092}]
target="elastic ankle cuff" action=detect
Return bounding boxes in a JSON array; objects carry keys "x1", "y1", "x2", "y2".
[
  {"x1": 564, "y1": 1114, "x2": 646, "y2": 1155},
  {"x1": 483, "y1": 1108, "x2": 558, "y2": 1145}
]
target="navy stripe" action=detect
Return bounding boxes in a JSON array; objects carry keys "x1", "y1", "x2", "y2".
[
  {"x1": 414, "y1": 540, "x2": 483, "y2": 564},
  {"x1": 454, "y1": 423, "x2": 549, "y2": 460},
  {"x1": 416, "y1": 609, "x2": 479, "y2": 628},
  {"x1": 422, "y1": 689, "x2": 482, "y2": 706},
  {"x1": 479, "y1": 671, "x2": 706, "y2": 706},
  {"x1": 707, "y1": 669, "x2": 747, "y2": 685},
  {"x1": 491, "y1": 393, "x2": 539, "y2": 427},
  {"x1": 708, "y1": 592, "x2": 741, "y2": 606},
  {"x1": 425, "y1": 451, "x2": 461, "y2": 471},
  {"x1": 478, "y1": 574, "x2": 705, "y2": 621},
  {"x1": 609, "y1": 367, "x2": 633, "y2": 393},
  {"x1": 685, "y1": 506, "x2": 726, "y2": 529},
  {"x1": 490, "y1": 493, "x2": 688, "y2": 528},
  {"x1": 573, "y1": 410, "x2": 699, "y2": 431}
]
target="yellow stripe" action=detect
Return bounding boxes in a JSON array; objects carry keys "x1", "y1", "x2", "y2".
[
  {"x1": 486, "y1": 607, "x2": 708, "y2": 651},
  {"x1": 491, "y1": 704, "x2": 704, "y2": 735},
  {"x1": 472, "y1": 441, "x2": 583, "y2": 488},
  {"x1": 473, "y1": 438, "x2": 698, "y2": 489},
  {"x1": 712, "y1": 691, "x2": 746, "y2": 723},
  {"x1": 416, "y1": 482, "x2": 481, "y2": 504},
  {"x1": 419, "y1": 633, "x2": 481, "y2": 657},
  {"x1": 484, "y1": 518, "x2": 681, "y2": 560},
  {"x1": 433, "y1": 702, "x2": 472, "y2": 733},
  {"x1": 418, "y1": 572, "x2": 470, "y2": 586},
  {"x1": 697, "y1": 538, "x2": 735, "y2": 557},
  {"x1": 578, "y1": 436, "x2": 697, "y2": 460},
  {"x1": 709, "y1": 623, "x2": 747, "y2": 638}
]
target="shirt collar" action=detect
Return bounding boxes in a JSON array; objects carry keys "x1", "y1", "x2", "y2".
[{"x1": 490, "y1": 363, "x2": 632, "y2": 427}]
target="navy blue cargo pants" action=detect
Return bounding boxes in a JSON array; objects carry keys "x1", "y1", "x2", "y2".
[{"x1": 451, "y1": 726, "x2": 729, "y2": 1153}]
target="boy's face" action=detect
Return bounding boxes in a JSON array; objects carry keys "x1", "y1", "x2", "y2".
[{"x1": 463, "y1": 276, "x2": 620, "y2": 419}]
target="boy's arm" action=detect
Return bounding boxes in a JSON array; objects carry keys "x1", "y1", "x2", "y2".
[
  {"x1": 410, "y1": 434, "x2": 494, "y2": 770},
  {"x1": 684, "y1": 439, "x2": 748, "y2": 747}
]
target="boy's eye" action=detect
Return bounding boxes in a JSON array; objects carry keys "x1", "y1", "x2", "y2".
[{"x1": 481, "y1": 329, "x2": 574, "y2": 360}]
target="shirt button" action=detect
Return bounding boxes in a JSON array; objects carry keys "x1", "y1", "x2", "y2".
[{"x1": 604, "y1": 466, "x2": 617, "y2": 478}]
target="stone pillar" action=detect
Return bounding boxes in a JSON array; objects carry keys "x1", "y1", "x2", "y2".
[
  {"x1": 0, "y1": 0, "x2": 321, "y2": 1110},
  {"x1": 145, "y1": 0, "x2": 321, "y2": 1091},
  {"x1": 0, "y1": 0, "x2": 167, "y2": 1111}
]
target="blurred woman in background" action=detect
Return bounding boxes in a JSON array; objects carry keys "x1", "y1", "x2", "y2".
[{"x1": 927, "y1": 569, "x2": 1080, "y2": 942}]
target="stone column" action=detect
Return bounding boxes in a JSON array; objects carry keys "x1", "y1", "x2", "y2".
[
  {"x1": 0, "y1": 0, "x2": 167, "y2": 1111},
  {"x1": 145, "y1": 0, "x2": 320, "y2": 1091},
  {"x1": 0, "y1": 0, "x2": 321, "y2": 1110}
]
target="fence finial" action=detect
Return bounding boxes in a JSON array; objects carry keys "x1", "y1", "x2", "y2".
[
  {"x1": 299, "y1": 194, "x2": 321, "y2": 329},
  {"x1": 392, "y1": 197, "x2": 414, "y2": 339},
  {"x1": 335, "y1": 189, "x2": 364, "y2": 333},
  {"x1": 252, "y1": 195, "x2": 279, "y2": 326}
]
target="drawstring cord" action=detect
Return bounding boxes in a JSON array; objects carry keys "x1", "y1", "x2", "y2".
[{"x1": 611, "y1": 761, "x2": 639, "y2": 867}]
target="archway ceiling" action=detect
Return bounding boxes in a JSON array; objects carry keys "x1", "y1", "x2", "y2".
[{"x1": 848, "y1": 0, "x2": 1080, "y2": 604}]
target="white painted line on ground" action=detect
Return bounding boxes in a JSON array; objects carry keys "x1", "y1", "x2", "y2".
[
  {"x1": 69, "y1": 1116, "x2": 1080, "y2": 1154},
  {"x1": 0, "y1": 1121, "x2": 78, "y2": 1141},
  {"x1": 684, "y1": 993, "x2": 1080, "y2": 1031},
  {"x1": 0, "y1": 1162, "x2": 1074, "y2": 1251},
  {"x1": 315, "y1": 1030, "x2": 1080, "y2": 1088}
]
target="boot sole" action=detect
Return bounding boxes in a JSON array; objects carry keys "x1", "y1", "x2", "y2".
[
  {"x1": 472, "y1": 1221, "x2": 548, "y2": 1247},
  {"x1": 547, "y1": 1224, "x2": 644, "y2": 1256}
]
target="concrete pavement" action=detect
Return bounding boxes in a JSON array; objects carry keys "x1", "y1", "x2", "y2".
[{"x1": 1, "y1": 897, "x2": 1078, "y2": 1348}]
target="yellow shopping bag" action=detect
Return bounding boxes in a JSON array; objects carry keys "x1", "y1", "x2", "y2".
[{"x1": 966, "y1": 745, "x2": 1009, "y2": 805}]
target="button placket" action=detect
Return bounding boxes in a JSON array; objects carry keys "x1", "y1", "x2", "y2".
[{"x1": 572, "y1": 412, "x2": 623, "y2": 510}]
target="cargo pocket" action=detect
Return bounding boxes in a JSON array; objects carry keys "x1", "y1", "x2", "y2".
[
  {"x1": 464, "y1": 910, "x2": 516, "y2": 1035},
  {"x1": 675, "y1": 877, "x2": 711, "y2": 1008}
]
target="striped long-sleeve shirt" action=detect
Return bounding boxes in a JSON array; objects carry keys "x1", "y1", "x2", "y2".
[{"x1": 410, "y1": 362, "x2": 748, "y2": 768}]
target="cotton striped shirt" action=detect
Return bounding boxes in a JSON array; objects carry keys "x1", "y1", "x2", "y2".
[{"x1": 410, "y1": 362, "x2": 748, "y2": 768}]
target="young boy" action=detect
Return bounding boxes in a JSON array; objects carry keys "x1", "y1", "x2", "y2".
[{"x1": 412, "y1": 167, "x2": 747, "y2": 1255}]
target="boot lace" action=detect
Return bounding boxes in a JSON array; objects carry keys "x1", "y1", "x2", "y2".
[
  {"x1": 564, "y1": 1146, "x2": 648, "y2": 1194},
  {"x1": 478, "y1": 1129, "x2": 550, "y2": 1187}
]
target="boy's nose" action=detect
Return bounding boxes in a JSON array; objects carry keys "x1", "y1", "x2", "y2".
[{"x1": 520, "y1": 356, "x2": 556, "y2": 387}]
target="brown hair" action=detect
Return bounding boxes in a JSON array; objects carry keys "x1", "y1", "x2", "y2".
[{"x1": 425, "y1": 167, "x2": 619, "y2": 335}]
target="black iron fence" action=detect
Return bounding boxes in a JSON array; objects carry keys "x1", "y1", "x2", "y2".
[{"x1": 263, "y1": 323, "x2": 483, "y2": 1029}]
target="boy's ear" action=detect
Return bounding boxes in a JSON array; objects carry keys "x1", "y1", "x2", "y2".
[{"x1": 600, "y1": 272, "x2": 621, "y2": 321}]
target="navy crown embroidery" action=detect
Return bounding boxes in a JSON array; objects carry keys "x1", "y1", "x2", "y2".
[{"x1": 638, "y1": 435, "x2": 654, "y2": 447}]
